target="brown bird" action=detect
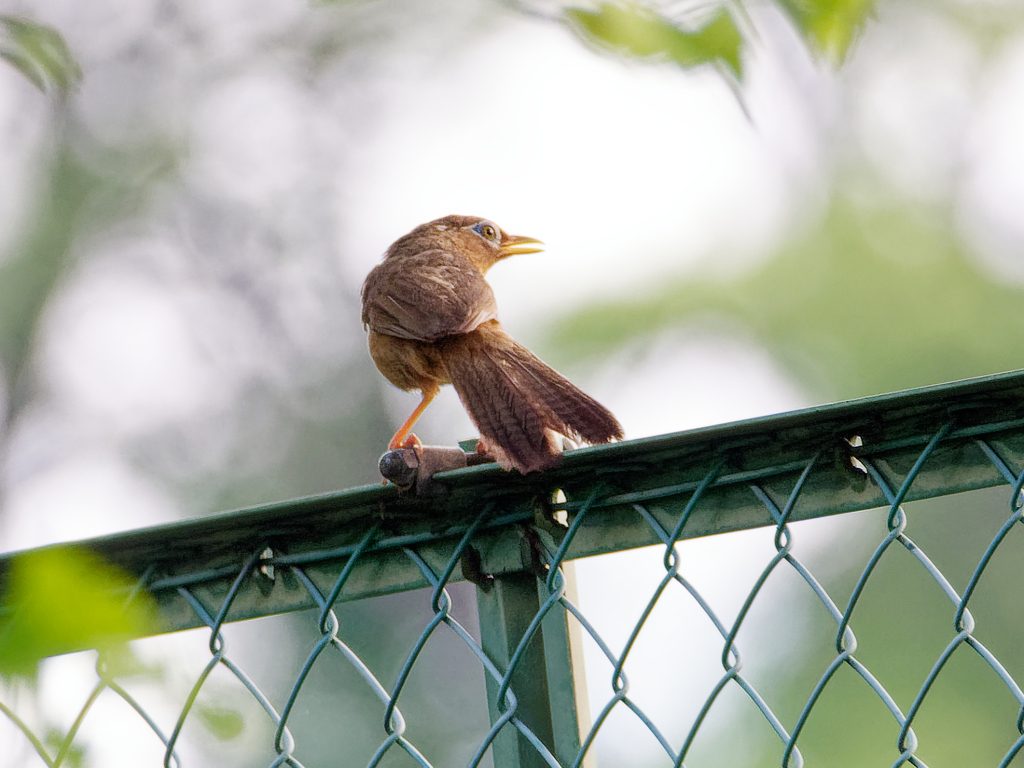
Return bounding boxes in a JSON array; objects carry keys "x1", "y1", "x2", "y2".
[{"x1": 361, "y1": 215, "x2": 623, "y2": 474}]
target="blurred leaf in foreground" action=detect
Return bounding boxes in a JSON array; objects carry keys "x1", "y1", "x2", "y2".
[
  {"x1": 43, "y1": 729, "x2": 86, "y2": 768},
  {"x1": 0, "y1": 548, "x2": 156, "y2": 679},
  {"x1": 777, "y1": 0, "x2": 877, "y2": 63},
  {"x1": 566, "y1": 3, "x2": 744, "y2": 78},
  {"x1": 0, "y1": 15, "x2": 82, "y2": 95},
  {"x1": 197, "y1": 703, "x2": 246, "y2": 740}
]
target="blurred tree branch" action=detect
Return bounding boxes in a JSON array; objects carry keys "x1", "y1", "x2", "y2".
[{"x1": 0, "y1": 140, "x2": 179, "y2": 420}]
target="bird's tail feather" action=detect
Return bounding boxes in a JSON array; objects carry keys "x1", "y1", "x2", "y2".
[{"x1": 442, "y1": 321, "x2": 623, "y2": 473}]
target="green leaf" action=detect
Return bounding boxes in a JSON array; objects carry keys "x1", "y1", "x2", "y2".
[
  {"x1": 0, "y1": 15, "x2": 82, "y2": 95},
  {"x1": 0, "y1": 548, "x2": 156, "y2": 679},
  {"x1": 777, "y1": 0, "x2": 877, "y2": 63},
  {"x1": 197, "y1": 704, "x2": 246, "y2": 740},
  {"x1": 567, "y1": 4, "x2": 744, "y2": 78}
]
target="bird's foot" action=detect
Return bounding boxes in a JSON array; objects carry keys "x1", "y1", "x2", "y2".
[{"x1": 379, "y1": 444, "x2": 472, "y2": 495}]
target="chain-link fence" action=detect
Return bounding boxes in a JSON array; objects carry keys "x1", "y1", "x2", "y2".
[{"x1": 4, "y1": 370, "x2": 1024, "y2": 767}]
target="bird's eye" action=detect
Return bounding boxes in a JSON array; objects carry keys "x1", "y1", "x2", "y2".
[{"x1": 474, "y1": 221, "x2": 498, "y2": 241}]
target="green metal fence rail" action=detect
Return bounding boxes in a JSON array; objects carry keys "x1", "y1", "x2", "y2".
[{"x1": 5, "y1": 368, "x2": 1024, "y2": 766}]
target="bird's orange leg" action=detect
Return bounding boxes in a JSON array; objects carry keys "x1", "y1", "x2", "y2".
[{"x1": 388, "y1": 385, "x2": 438, "y2": 451}]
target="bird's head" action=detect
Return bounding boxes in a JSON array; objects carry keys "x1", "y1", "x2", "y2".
[{"x1": 386, "y1": 215, "x2": 543, "y2": 273}]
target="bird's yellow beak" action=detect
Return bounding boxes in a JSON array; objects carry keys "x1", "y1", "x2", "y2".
[{"x1": 500, "y1": 234, "x2": 544, "y2": 257}]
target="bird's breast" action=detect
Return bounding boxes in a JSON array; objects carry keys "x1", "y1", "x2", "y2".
[{"x1": 367, "y1": 331, "x2": 451, "y2": 392}]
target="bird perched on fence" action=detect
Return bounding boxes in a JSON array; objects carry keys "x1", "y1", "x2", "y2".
[{"x1": 361, "y1": 215, "x2": 623, "y2": 474}]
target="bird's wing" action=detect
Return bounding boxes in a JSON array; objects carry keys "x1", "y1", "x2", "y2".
[{"x1": 361, "y1": 249, "x2": 498, "y2": 342}]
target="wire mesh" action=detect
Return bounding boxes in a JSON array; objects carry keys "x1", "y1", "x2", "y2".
[{"x1": 4, "y1": 370, "x2": 1024, "y2": 767}]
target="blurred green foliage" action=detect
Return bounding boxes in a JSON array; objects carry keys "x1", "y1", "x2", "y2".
[
  {"x1": 196, "y1": 703, "x2": 247, "y2": 741},
  {"x1": 776, "y1": 0, "x2": 876, "y2": 63},
  {"x1": 550, "y1": 193, "x2": 1024, "y2": 401},
  {"x1": 0, "y1": 139, "x2": 179, "y2": 428},
  {"x1": 0, "y1": 547, "x2": 156, "y2": 679},
  {"x1": 567, "y1": 4, "x2": 744, "y2": 77},
  {"x1": 0, "y1": 15, "x2": 80, "y2": 95},
  {"x1": 44, "y1": 729, "x2": 86, "y2": 768},
  {"x1": 564, "y1": 0, "x2": 876, "y2": 76},
  {"x1": 0, "y1": 149, "x2": 100, "y2": 406}
]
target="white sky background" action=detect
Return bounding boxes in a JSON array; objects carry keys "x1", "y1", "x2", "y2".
[
  {"x1": 0, "y1": 1, "x2": 838, "y2": 547},
  {"x1": 336, "y1": 20, "x2": 813, "y2": 315},
  {"x1": 1, "y1": 0, "x2": 1024, "y2": 766}
]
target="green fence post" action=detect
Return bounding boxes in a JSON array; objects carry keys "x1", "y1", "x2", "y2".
[
  {"x1": 478, "y1": 570, "x2": 555, "y2": 768},
  {"x1": 540, "y1": 561, "x2": 595, "y2": 768},
  {"x1": 476, "y1": 563, "x2": 592, "y2": 768}
]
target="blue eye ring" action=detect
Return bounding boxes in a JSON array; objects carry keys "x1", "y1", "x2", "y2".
[{"x1": 473, "y1": 221, "x2": 499, "y2": 240}]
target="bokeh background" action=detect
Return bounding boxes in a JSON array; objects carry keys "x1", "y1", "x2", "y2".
[{"x1": 2, "y1": 0, "x2": 1024, "y2": 766}]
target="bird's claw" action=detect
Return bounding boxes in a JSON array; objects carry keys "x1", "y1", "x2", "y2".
[
  {"x1": 388, "y1": 432, "x2": 424, "y2": 452},
  {"x1": 379, "y1": 444, "x2": 474, "y2": 495}
]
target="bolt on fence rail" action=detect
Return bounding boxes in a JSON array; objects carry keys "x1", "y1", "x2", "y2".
[{"x1": 4, "y1": 369, "x2": 1024, "y2": 767}]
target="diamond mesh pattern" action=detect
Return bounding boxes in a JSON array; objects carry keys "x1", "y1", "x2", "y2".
[{"x1": 4, "y1": 376, "x2": 1024, "y2": 767}]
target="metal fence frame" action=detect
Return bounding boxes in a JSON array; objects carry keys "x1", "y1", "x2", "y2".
[{"x1": 4, "y1": 369, "x2": 1024, "y2": 767}]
